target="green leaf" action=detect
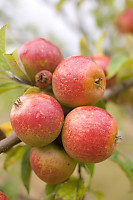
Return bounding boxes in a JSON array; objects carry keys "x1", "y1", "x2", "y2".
[
  {"x1": 0, "y1": 49, "x2": 11, "y2": 71},
  {"x1": 42, "y1": 195, "x2": 55, "y2": 200},
  {"x1": 110, "y1": 150, "x2": 133, "y2": 188},
  {"x1": 45, "y1": 184, "x2": 57, "y2": 196},
  {"x1": 0, "y1": 24, "x2": 8, "y2": 52},
  {"x1": 0, "y1": 24, "x2": 11, "y2": 71},
  {"x1": 84, "y1": 163, "x2": 95, "y2": 188},
  {"x1": 24, "y1": 86, "x2": 41, "y2": 94},
  {"x1": 117, "y1": 58, "x2": 133, "y2": 81},
  {"x1": 93, "y1": 100, "x2": 106, "y2": 110},
  {"x1": 4, "y1": 49, "x2": 31, "y2": 82},
  {"x1": 77, "y1": 0, "x2": 85, "y2": 7},
  {"x1": 21, "y1": 146, "x2": 32, "y2": 193},
  {"x1": 80, "y1": 36, "x2": 91, "y2": 57},
  {"x1": 56, "y1": 0, "x2": 66, "y2": 11},
  {"x1": 106, "y1": 54, "x2": 128, "y2": 79},
  {"x1": 125, "y1": 0, "x2": 133, "y2": 8},
  {"x1": 94, "y1": 190, "x2": 104, "y2": 200},
  {"x1": 85, "y1": 163, "x2": 95, "y2": 178},
  {"x1": 125, "y1": 34, "x2": 133, "y2": 56},
  {"x1": 55, "y1": 178, "x2": 86, "y2": 200},
  {"x1": 0, "y1": 82, "x2": 22, "y2": 94},
  {"x1": 3, "y1": 145, "x2": 26, "y2": 170},
  {"x1": 95, "y1": 32, "x2": 106, "y2": 55}
]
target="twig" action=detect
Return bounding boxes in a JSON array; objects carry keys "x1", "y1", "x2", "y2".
[
  {"x1": 0, "y1": 132, "x2": 21, "y2": 154},
  {"x1": 9, "y1": 75, "x2": 35, "y2": 86},
  {"x1": 103, "y1": 78, "x2": 133, "y2": 103}
]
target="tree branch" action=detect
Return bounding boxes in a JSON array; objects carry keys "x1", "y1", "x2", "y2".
[
  {"x1": 103, "y1": 78, "x2": 133, "y2": 102},
  {"x1": 0, "y1": 132, "x2": 21, "y2": 154}
]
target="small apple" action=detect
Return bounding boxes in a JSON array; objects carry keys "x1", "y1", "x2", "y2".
[
  {"x1": 52, "y1": 56, "x2": 106, "y2": 107},
  {"x1": 91, "y1": 54, "x2": 116, "y2": 87},
  {"x1": 62, "y1": 106, "x2": 118, "y2": 163},
  {"x1": 30, "y1": 144, "x2": 77, "y2": 184},
  {"x1": 35, "y1": 70, "x2": 52, "y2": 89},
  {"x1": 116, "y1": 9, "x2": 133, "y2": 33},
  {"x1": 0, "y1": 192, "x2": 8, "y2": 200},
  {"x1": 18, "y1": 38, "x2": 63, "y2": 83},
  {"x1": 10, "y1": 93, "x2": 64, "y2": 147}
]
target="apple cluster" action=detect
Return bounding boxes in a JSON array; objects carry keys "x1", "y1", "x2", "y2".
[{"x1": 10, "y1": 38, "x2": 118, "y2": 185}]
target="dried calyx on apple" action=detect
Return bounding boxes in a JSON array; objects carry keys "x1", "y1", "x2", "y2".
[{"x1": 35, "y1": 70, "x2": 52, "y2": 89}]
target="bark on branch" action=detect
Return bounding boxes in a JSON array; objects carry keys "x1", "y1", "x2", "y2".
[
  {"x1": 0, "y1": 78, "x2": 133, "y2": 154},
  {"x1": 0, "y1": 132, "x2": 21, "y2": 153},
  {"x1": 103, "y1": 78, "x2": 133, "y2": 103}
]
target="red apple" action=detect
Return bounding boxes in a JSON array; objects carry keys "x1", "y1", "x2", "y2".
[
  {"x1": 18, "y1": 38, "x2": 63, "y2": 83},
  {"x1": 62, "y1": 106, "x2": 118, "y2": 163},
  {"x1": 116, "y1": 9, "x2": 133, "y2": 33},
  {"x1": 0, "y1": 192, "x2": 8, "y2": 200},
  {"x1": 52, "y1": 56, "x2": 106, "y2": 108},
  {"x1": 91, "y1": 54, "x2": 116, "y2": 87},
  {"x1": 35, "y1": 70, "x2": 52, "y2": 89},
  {"x1": 10, "y1": 93, "x2": 64, "y2": 147},
  {"x1": 30, "y1": 144, "x2": 77, "y2": 184}
]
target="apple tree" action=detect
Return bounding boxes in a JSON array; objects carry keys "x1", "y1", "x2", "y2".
[{"x1": 0, "y1": 0, "x2": 133, "y2": 200}]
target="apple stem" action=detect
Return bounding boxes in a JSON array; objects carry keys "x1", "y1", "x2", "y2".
[{"x1": 78, "y1": 164, "x2": 82, "y2": 180}]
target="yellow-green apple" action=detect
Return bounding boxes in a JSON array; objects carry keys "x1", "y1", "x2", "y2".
[{"x1": 30, "y1": 144, "x2": 77, "y2": 184}]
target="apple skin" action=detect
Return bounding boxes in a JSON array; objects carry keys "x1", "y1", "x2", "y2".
[
  {"x1": 116, "y1": 9, "x2": 133, "y2": 33},
  {"x1": 10, "y1": 93, "x2": 64, "y2": 147},
  {"x1": 0, "y1": 192, "x2": 8, "y2": 200},
  {"x1": 35, "y1": 70, "x2": 52, "y2": 89},
  {"x1": 91, "y1": 54, "x2": 116, "y2": 87},
  {"x1": 18, "y1": 38, "x2": 63, "y2": 83},
  {"x1": 30, "y1": 144, "x2": 77, "y2": 184},
  {"x1": 62, "y1": 106, "x2": 118, "y2": 163},
  {"x1": 52, "y1": 56, "x2": 106, "y2": 108}
]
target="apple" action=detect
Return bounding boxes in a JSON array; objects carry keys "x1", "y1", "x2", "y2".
[
  {"x1": 52, "y1": 56, "x2": 106, "y2": 108},
  {"x1": 10, "y1": 93, "x2": 64, "y2": 147},
  {"x1": 30, "y1": 144, "x2": 77, "y2": 184},
  {"x1": 35, "y1": 70, "x2": 52, "y2": 89},
  {"x1": 18, "y1": 38, "x2": 63, "y2": 83},
  {"x1": 62, "y1": 106, "x2": 118, "y2": 163},
  {"x1": 0, "y1": 192, "x2": 8, "y2": 200},
  {"x1": 91, "y1": 54, "x2": 116, "y2": 87},
  {"x1": 116, "y1": 9, "x2": 133, "y2": 33}
]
